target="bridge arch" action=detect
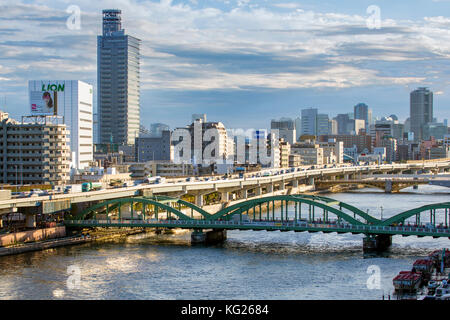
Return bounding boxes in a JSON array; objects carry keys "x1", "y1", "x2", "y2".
[
  {"x1": 291, "y1": 194, "x2": 380, "y2": 224},
  {"x1": 74, "y1": 197, "x2": 194, "y2": 221},
  {"x1": 378, "y1": 202, "x2": 450, "y2": 226},
  {"x1": 207, "y1": 195, "x2": 366, "y2": 226}
]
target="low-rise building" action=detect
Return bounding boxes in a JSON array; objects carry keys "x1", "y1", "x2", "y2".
[
  {"x1": 129, "y1": 161, "x2": 194, "y2": 179},
  {"x1": 290, "y1": 142, "x2": 324, "y2": 165},
  {"x1": 135, "y1": 130, "x2": 173, "y2": 162}
]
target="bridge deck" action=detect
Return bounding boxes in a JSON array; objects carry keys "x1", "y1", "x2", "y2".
[{"x1": 64, "y1": 219, "x2": 450, "y2": 238}]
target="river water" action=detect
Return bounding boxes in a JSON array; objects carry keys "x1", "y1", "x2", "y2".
[{"x1": 0, "y1": 185, "x2": 449, "y2": 300}]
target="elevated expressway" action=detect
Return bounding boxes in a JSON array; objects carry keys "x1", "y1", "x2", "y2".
[{"x1": 1, "y1": 162, "x2": 449, "y2": 218}]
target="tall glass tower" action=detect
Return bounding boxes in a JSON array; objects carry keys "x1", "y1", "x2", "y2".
[
  {"x1": 410, "y1": 87, "x2": 433, "y2": 141},
  {"x1": 354, "y1": 103, "x2": 372, "y2": 133},
  {"x1": 98, "y1": 9, "x2": 141, "y2": 145}
]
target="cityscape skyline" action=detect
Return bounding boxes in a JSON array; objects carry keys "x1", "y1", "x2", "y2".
[{"x1": 1, "y1": 1, "x2": 450, "y2": 131}]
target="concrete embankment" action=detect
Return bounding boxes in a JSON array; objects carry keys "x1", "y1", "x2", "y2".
[{"x1": 0, "y1": 227, "x2": 145, "y2": 257}]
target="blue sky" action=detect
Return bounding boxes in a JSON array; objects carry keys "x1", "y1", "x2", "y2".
[{"x1": 1, "y1": 0, "x2": 450, "y2": 130}]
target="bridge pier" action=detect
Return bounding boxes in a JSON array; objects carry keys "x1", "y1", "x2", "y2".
[
  {"x1": 25, "y1": 214, "x2": 36, "y2": 228},
  {"x1": 221, "y1": 191, "x2": 230, "y2": 202},
  {"x1": 292, "y1": 179, "x2": 299, "y2": 187},
  {"x1": 363, "y1": 234, "x2": 392, "y2": 253},
  {"x1": 385, "y1": 180, "x2": 393, "y2": 193},
  {"x1": 195, "y1": 194, "x2": 204, "y2": 207},
  {"x1": 255, "y1": 187, "x2": 263, "y2": 196},
  {"x1": 191, "y1": 229, "x2": 227, "y2": 245},
  {"x1": 267, "y1": 184, "x2": 274, "y2": 194}
]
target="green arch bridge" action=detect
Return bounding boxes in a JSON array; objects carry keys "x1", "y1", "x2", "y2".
[{"x1": 64, "y1": 194, "x2": 450, "y2": 252}]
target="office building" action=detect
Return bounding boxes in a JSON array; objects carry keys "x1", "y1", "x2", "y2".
[
  {"x1": 423, "y1": 122, "x2": 448, "y2": 140},
  {"x1": 317, "y1": 114, "x2": 330, "y2": 136},
  {"x1": 335, "y1": 113, "x2": 352, "y2": 135},
  {"x1": 294, "y1": 117, "x2": 302, "y2": 141},
  {"x1": 301, "y1": 108, "x2": 318, "y2": 136},
  {"x1": 354, "y1": 103, "x2": 372, "y2": 133},
  {"x1": 271, "y1": 118, "x2": 296, "y2": 145},
  {"x1": 291, "y1": 142, "x2": 324, "y2": 165},
  {"x1": 410, "y1": 87, "x2": 433, "y2": 141},
  {"x1": 318, "y1": 133, "x2": 372, "y2": 153},
  {"x1": 353, "y1": 119, "x2": 365, "y2": 135},
  {"x1": 98, "y1": 9, "x2": 141, "y2": 146},
  {"x1": 135, "y1": 130, "x2": 173, "y2": 162},
  {"x1": 28, "y1": 80, "x2": 93, "y2": 170}
]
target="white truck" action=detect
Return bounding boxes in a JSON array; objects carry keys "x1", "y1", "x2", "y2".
[{"x1": 64, "y1": 184, "x2": 82, "y2": 194}]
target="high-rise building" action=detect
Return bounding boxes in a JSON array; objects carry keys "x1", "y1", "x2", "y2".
[
  {"x1": 316, "y1": 114, "x2": 330, "y2": 136},
  {"x1": 271, "y1": 118, "x2": 296, "y2": 145},
  {"x1": 28, "y1": 80, "x2": 93, "y2": 170},
  {"x1": 410, "y1": 87, "x2": 433, "y2": 141},
  {"x1": 98, "y1": 9, "x2": 141, "y2": 146},
  {"x1": 294, "y1": 117, "x2": 302, "y2": 140},
  {"x1": 335, "y1": 113, "x2": 353, "y2": 135},
  {"x1": 328, "y1": 119, "x2": 338, "y2": 135},
  {"x1": 301, "y1": 108, "x2": 318, "y2": 136},
  {"x1": 354, "y1": 103, "x2": 372, "y2": 133}
]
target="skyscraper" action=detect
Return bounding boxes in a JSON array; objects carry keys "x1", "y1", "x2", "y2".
[
  {"x1": 354, "y1": 103, "x2": 372, "y2": 133},
  {"x1": 301, "y1": 108, "x2": 318, "y2": 136},
  {"x1": 316, "y1": 114, "x2": 330, "y2": 136},
  {"x1": 410, "y1": 87, "x2": 433, "y2": 141},
  {"x1": 98, "y1": 9, "x2": 141, "y2": 145}
]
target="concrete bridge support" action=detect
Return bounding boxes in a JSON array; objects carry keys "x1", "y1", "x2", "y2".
[
  {"x1": 363, "y1": 234, "x2": 392, "y2": 253},
  {"x1": 195, "y1": 194, "x2": 204, "y2": 207},
  {"x1": 255, "y1": 186, "x2": 263, "y2": 196},
  {"x1": 308, "y1": 177, "x2": 315, "y2": 186},
  {"x1": 191, "y1": 229, "x2": 227, "y2": 245},
  {"x1": 221, "y1": 191, "x2": 230, "y2": 202},
  {"x1": 25, "y1": 214, "x2": 36, "y2": 228},
  {"x1": 292, "y1": 179, "x2": 299, "y2": 188},
  {"x1": 241, "y1": 189, "x2": 248, "y2": 200},
  {"x1": 266, "y1": 184, "x2": 274, "y2": 194},
  {"x1": 385, "y1": 180, "x2": 393, "y2": 193}
]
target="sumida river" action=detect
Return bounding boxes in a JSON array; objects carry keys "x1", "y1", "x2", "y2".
[{"x1": 0, "y1": 185, "x2": 449, "y2": 300}]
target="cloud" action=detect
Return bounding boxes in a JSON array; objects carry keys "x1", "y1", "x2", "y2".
[{"x1": 0, "y1": 0, "x2": 449, "y2": 125}]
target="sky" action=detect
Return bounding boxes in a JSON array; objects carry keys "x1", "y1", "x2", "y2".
[{"x1": 1, "y1": 0, "x2": 450, "y2": 131}]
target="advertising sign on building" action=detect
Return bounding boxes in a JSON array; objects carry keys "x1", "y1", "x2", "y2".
[{"x1": 30, "y1": 90, "x2": 58, "y2": 115}]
